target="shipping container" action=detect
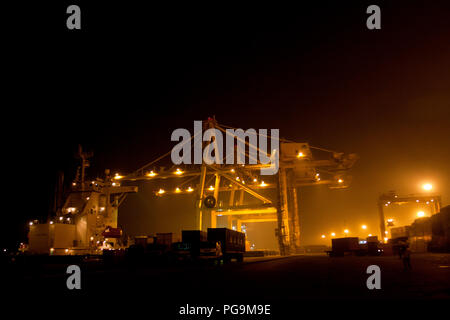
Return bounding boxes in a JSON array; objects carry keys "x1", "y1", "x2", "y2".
[
  {"x1": 429, "y1": 206, "x2": 450, "y2": 252},
  {"x1": 390, "y1": 226, "x2": 410, "y2": 239}
]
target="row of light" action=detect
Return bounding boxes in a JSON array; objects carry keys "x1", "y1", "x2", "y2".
[
  {"x1": 156, "y1": 180, "x2": 268, "y2": 195},
  {"x1": 114, "y1": 168, "x2": 186, "y2": 180},
  {"x1": 385, "y1": 198, "x2": 435, "y2": 207},
  {"x1": 320, "y1": 225, "x2": 371, "y2": 238}
]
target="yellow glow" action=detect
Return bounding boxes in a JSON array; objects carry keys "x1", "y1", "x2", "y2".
[
  {"x1": 362, "y1": 225, "x2": 367, "y2": 230},
  {"x1": 175, "y1": 187, "x2": 181, "y2": 193},
  {"x1": 114, "y1": 173, "x2": 123, "y2": 180},
  {"x1": 49, "y1": 221, "x2": 54, "y2": 225},
  {"x1": 368, "y1": 234, "x2": 372, "y2": 237},
  {"x1": 148, "y1": 171, "x2": 157, "y2": 177},
  {"x1": 174, "y1": 168, "x2": 184, "y2": 175},
  {"x1": 253, "y1": 178, "x2": 257, "y2": 182},
  {"x1": 157, "y1": 188, "x2": 165, "y2": 195},
  {"x1": 59, "y1": 216, "x2": 63, "y2": 221},
  {"x1": 236, "y1": 176, "x2": 240, "y2": 181},
  {"x1": 208, "y1": 185, "x2": 215, "y2": 191},
  {"x1": 385, "y1": 231, "x2": 388, "y2": 234},
  {"x1": 331, "y1": 232, "x2": 336, "y2": 237},
  {"x1": 344, "y1": 229, "x2": 349, "y2": 234},
  {"x1": 187, "y1": 187, "x2": 194, "y2": 192},
  {"x1": 338, "y1": 179, "x2": 343, "y2": 183},
  {"x1": 90, "y1": 236, "x2": 94, "y2": 241},
  {"x1": 321, "y1": 235, "x2": 326, "y2": 238},
  {"x1": 422, "y1": 183, "x2": 432, "y2": 191},
  {"x1": 384, "y1": 237, "x2": 388, "y2": 243},
  {"x1": 387, "y1": 218, "x2": 394, "y2": 222},
  {"x1": 259, "y1": 181, "x2": 267, "y2": 187},
  {"x1": 50, "y1": 248, "x2": 54, "y2": 253},
  {"x1": 230, "y1": 169, "x2": 235, "y2": 173},
  {"x1": 297, "y1": 152, "x2": 305, "y2": 158},
  {"x1": 417, "y1": 211, "x2": 425, "y2": 218},
  {"x1": 65, "y1": 249, "x2": 69, "y2": 253}
]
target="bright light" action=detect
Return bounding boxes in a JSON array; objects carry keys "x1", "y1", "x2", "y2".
[
  {"x1": 321, "y1": 235, "x2": 326, "y2": 239},
  {"x1": 417, "y1": 211, "x2": 425, "y2": 218},
  {"x1": 114, "y1": 173, "x2": 123, "y2": 180},
  {"x1": 236, "y1": 176, "x2": 240, "y2": 181},
  {"x1": 175, "y1": 187, "x2": 181, "y2": 193},
  {"x1": 297, "y1": 152, "x2": 305, "y2": 158},
  {"x1": 387, "y1": 218, "x2": 394, "y2": 222},
  {"x1": 259, "y1": 181, "x2": 267, "y2": 187},
  {"x1": 29, "y1": 222, "x2": 33, "y2": 226},
  {"x1": 147, "y1": 171, "x2": 157, "y2": 177},
  {"x1": 361, "y1": 225, "x2": 367, "y2": 230},
  {"x1": 66, "y1": 217, "x2": 70, "y2": 222},
  {"x1": 50, "y1": 248, "x2": 54, "y2": 253},
  {"x1": 384, "y1": 237, "x2": 388, "y2": 243},
  {"x1": 338, "y1": 179, "x2": 344, "y2": 184},
  {"x1": 422, "y1": 183, "x2": 432, "y2": 191},
  {"x1": 385, "y1": 231, "x2": 389, "y2": 234},
  {"x1": 157, "y1": 188, "x2": 165, "y2": 195},
  {"x1": 90, "y1": 236, "x2": 94, "y2": 241},
  {"x1": 65, "y1": 249, "x2": 69, "y2": 253},
  {"x1": 208, "y1": 185, "x2": 215, "y2": 191},
  {"x1": 331, "y1": 232, "x2": 336, "y2": 237},
  {"x1": 174, "y1": 168, "x2": 184, "y2": 175},
  {"x1": 186, "y1": 187, "x2": 194, "y2": 192},
  {"x1": 253, "y1": 178, "x2": 257, "y2": 182},
  {"x1": 49, "y1": 221, "x2": 54, "y2": 225},
  {"x1": 344, "y1": 229, "x2": 349, "y2": 234},
  {"x1": 368, "y1": 234, "x2": 372, "y2": 237},
  {"x1": 59, "y1": 216, "x2": 64, "y2": 221},
  {"x1": 230, "y1": 169, "x2": 235, "y2": 173}
]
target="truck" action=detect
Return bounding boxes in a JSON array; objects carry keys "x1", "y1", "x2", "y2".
[
  {"x1": 207, "y1": 228, "x2": 245, "y2": 263},
  {"x1": 172, "y1": 228, "x2": 245, "y2": 263},
  {"x1": 327, "y1": 237, "x2": 361, "y2": 257},
  {"x1": 327, "y1": 236, "x2": 383, "y2": 257}
]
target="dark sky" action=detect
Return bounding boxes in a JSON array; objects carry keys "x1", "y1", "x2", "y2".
[{"x1": 3, "y1": 1, "x2": 450, "y2": 248}]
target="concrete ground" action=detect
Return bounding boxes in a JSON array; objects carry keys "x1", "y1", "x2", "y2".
[{"x1": 4, "y1": 253, "x2": 449, "y2": 317}]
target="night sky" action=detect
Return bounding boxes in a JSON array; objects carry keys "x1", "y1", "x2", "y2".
[{"x1": 3, "y1": 1, "x2": 450, "y2": 249}]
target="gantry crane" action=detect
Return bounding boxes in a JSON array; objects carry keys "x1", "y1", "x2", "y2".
[
  {"x1": 117, "y1": 118, "x2": 358, "y2": 255},
  {"x1": 377, "y1": 191, "x2": 442, "y2": 239}
]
